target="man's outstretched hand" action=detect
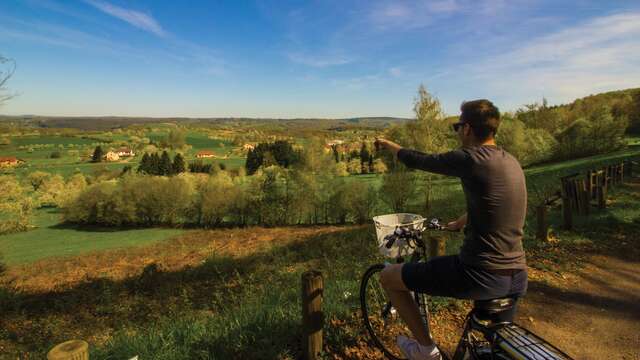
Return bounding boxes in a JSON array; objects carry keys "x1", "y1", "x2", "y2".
[
  {"x1": 374, "y1": 138, "x2": 403, "y2": 156},
  {"x1": 445, "y1": 221, "x2": 463, "y2": 232}
]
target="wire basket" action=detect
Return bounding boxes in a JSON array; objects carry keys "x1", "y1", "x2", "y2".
[{"x1": 373, "y1": 213, "x2": 425, "y2": 258}]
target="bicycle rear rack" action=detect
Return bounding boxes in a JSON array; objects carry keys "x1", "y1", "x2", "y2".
[{"x1": 495, "y1": 324, "x2": 573, "y2": 360}]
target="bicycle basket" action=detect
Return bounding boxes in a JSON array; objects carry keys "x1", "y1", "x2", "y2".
[{"x1": 372, "y1": 213, "x2": 425, "y2": 258}]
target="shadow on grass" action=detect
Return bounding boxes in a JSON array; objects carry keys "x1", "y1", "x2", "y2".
[{"x1": 0, "y1": 225, "x2": 375, "y2": 358}]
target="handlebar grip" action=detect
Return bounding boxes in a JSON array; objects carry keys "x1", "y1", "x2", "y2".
[{"x1": 385, "y1": 235, "x2": 397, "y2": 249}]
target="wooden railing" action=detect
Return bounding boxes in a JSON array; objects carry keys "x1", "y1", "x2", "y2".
[{"x1": 536, "y1": 159, "x2": 636, "y2": 240}]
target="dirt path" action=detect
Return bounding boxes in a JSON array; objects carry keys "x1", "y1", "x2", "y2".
[{"x1": 516, "y1": 253, "x2": 640, "y2": 360}]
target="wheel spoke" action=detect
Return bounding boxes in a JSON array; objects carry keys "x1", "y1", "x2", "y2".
[{"x1": 361, "y1": 265, "x2": 409, "y2": 359}]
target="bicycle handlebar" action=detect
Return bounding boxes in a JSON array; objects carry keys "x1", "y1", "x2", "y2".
[{"x1": 383, "y1": 218, "x2": 450, "y2": 249}]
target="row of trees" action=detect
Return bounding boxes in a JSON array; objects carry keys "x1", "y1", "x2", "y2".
[
  {"x1": 188, "y1": 160, "x2": 226, "y2": 174},
  {"x1": 498, "y1": 99, "x2": 629, "y2": 165},
  {"x1": 245, "y1": 140, "x2": 301, "y2": 175},
  {"x1": 63, "y1": 169, "x2": 396, "y2": 227},
  {"x1": 137, "y1": 151, "x2": 186, "y2": 176}
]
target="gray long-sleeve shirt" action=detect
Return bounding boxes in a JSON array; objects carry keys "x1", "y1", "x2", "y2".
[{"x1": 398, "y1": 145, "x2": 527, "y2": 270}]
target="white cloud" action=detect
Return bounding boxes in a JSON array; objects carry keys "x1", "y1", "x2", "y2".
[
  {"x1": 470, "y1": 12, "x2": 640, "y2": 108},
  {"x1": 84, "y1": 0, "x2": 166, "y2": 37}
]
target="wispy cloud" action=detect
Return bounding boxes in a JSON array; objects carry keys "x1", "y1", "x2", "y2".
[
  {"x1": 0, "y1": 17, "x2": 140, "y2": 56},
  {"x1": 470, "y1": 12, "x2": 640, "y2": 108},
  {"x1": 367, "y1": 0, "x2": 460, "y2": 30},
  {"x1": 287, "y1": 52, "x2": 353, "y2": 67},
  {"x1": 84, "y1": 0, "x2": 166, "y2": 37}
]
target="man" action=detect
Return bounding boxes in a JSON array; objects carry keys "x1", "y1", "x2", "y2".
[{"x1": 375, "y1": 99, "x2": 527, "y2": 360}]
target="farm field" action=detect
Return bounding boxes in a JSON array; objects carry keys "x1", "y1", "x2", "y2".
[
  {"x1": 0, "y1": 208, "x2": 186, "y2": 265},
  {"x1": 0, "y1": 130, "x2": 247, "y2": 179}
]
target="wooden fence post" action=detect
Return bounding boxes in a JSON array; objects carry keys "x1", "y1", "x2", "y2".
[
  {"x1": 302, "y1": 271, "x2": 323, "y2": 360},
  {"x1": 581, "y1": 179, "x2": 590, "y2": 215},
  {"x1": 561, "y1": 179, "x2": 573, "y2": 230},
  {"x1": 597, "y1": 184, "x2": 607, "y2": 209},
  {"x1": 428, "y1": 236, "x2": 446, "y2": 258},
  {"x1": 536, "y1": 205, "x2": 549, "y2": 241},
  {"x1": 429, "y1": 235, "x2": 447, "y2": 259},
  {"x1": 619, "y1": 163, "x2": 624, "y2": 184},
  {"x1": 586, "y1": 171, "x2": 595, "y2": 200},
  {"x1": 47, "y1": 340, "x2": 89, "y2": 360}
]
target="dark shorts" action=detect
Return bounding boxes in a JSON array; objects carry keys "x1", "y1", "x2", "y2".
[{"x1": 401, "y1": 255, "x2": 528, "y2": 300}]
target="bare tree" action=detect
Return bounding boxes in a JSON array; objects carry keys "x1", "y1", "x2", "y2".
[{"x1": 0, "y1": 55, "x2": 17, "y2": 106}]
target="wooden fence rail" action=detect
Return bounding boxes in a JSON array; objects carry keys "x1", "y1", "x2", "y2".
[{"x1": 545, "y1": 159, "x2": 635, "y2": 237}]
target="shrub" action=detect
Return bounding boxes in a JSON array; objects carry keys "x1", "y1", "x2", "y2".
[
  {"x1": 380, "y1": 168, "x2": 417, "y2": 212},
  {"x1": 37, "y1": 174, "x2": 66, "y2": 207},
  {"x1": 0, "y1": 175, "x2": 32, "y2": 234},
  {"x1": 199, "y1": 172, "x2": 236, "y2": 227}
]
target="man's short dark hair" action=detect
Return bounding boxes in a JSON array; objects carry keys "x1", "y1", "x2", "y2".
[{"x1": 460, "y1": 99, "x2": 500, "y2": 140}]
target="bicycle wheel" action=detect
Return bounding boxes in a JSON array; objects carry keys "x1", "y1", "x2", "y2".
[{"x1": 360, "y1": 264, "x2": 410, "y2": 360}]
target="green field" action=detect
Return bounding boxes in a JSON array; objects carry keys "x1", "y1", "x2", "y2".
[
  {"x1": 10, "y1": 135, "x2": 97, "y2": 147},
  {"x1": 0, "y1": 130, "x2": 246, "y2": 179},
  {"x1": 0, "y1": 208, "x2": 186, "y2": 265}
]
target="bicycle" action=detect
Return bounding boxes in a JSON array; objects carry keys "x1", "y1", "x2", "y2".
[{"x1": 360, "y1": 213, "x2": 574, "y2": 360}]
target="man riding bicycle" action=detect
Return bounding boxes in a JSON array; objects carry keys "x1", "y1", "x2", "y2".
[{"x1": 376, "y1": 99, "x2": 527, "y2": 360}]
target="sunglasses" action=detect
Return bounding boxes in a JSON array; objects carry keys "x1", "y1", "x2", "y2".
[{"x1": 452, "y1": 122, "x2": 467, "y2": 132}]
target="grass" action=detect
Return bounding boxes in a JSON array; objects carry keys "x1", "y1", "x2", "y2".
[
  {"x1": 1, "y1": 177, "x2": 637, "y2": 358},
  {"x1": 0, "y1": 208, "x2": 186, "y2": 265},
  {"x1": 9, "y1": 136, "x2": 97, "y2": 147}
]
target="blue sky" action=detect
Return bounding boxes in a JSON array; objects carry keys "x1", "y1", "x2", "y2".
[{"x1": 0, "y1": 0, "x2": 639, "y2": 118}]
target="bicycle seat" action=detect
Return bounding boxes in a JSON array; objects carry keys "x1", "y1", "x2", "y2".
[{"x1": 472, "y1": 297, "x2": 516, "y2": 322}]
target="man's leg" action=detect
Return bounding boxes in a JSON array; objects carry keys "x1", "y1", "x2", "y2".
[{"x1": 379, "y1": 264, "x2": 433, "y2": 346}]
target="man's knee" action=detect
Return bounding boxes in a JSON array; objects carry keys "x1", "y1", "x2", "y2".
[{"x1": 380, "y1": 264, "x2": 409, "y2": 291}]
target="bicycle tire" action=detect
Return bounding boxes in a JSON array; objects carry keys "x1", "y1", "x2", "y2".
[{"x1": 360, "y1": 263, "x2": 409, "y2": 360}]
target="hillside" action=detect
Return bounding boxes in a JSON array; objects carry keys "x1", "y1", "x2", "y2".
[{"x1": 0, "y1": 115, "x2": 411, "y2": 131}]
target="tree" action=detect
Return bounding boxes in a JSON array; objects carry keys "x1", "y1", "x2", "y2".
[
  {"x1": 0, "y1": 55, "x2": 16, "y2": 107},
  {"x1": 137, "y1": 152, "x2": 151, "y2": 174},
  {"x1": 244, "y1": 140, "x2": 301, "y2": 175},
  {"x1": 360, "y1": 142, "x2": 371, "y2": 174},
  {"x1": 628, "y1": 91, "x2": 640, "y2": 134},
  {"x1": 372, "y1": 158, "x2": 388, "y2": 174},
  {"x1": 28, "y1": 171, "x2": 51, "y2": 191},
  {"x1": 380, "y1": 167, "x2": 417, "y2": 212},
  {"x1": 347, "y1": 158, "x2": 362, "y2": 174},
  {"x1": 0, "y1": 175, "x2": 32, "y2": 234},
  {"x1": 200, "y1": 172, "x2": 236, "y2": 226},
  {"x1": 150, "y1": 152, "x2": 161, "y2": 175},
  {"x1": 37, "y1": 174, "x2": 66, "y2": 207},
  {"x1": 164, "y1": 128, "x2": 187, "y2": 150},
  {"x1": 189, "y1": 160, "x2": 213, "y2": 173},
  {"x1": 91, "y1": 146, "x2": 104, "y2": 162},
  {"x1": 159, "y1": 151, "x2": 172, "y2": 175},
  {"x1": 401, "y1": 85, "x2": 452, "y2": 214},
  {"x1": 245, "y1": 148, "x2": 261, "y2": 175},
  {"x1": 172, "y1": 153, "x2": 186, "y2": 174},
  {"x1": 332, "y1": 145, "x2": 340, "y2": 163}
]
